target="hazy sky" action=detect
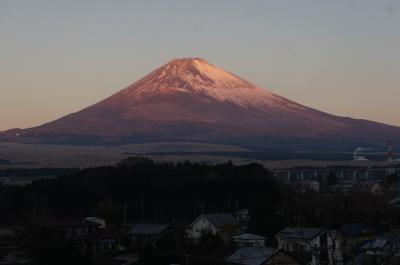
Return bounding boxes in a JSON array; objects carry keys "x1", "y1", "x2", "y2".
[{"x1": 1, "y1": 0, "x2": 400, "y2": 131}]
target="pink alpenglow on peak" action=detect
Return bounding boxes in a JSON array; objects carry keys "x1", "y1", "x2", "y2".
[
  {"x1": 111, "y1": 58, "x2": 283, "y2": 110},
  {"x1": 1, "y1": 58, "x2": 399, "y2": 150}
]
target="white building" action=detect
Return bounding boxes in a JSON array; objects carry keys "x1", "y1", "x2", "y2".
[
  {"x1": 235, "y1": 209, "x2": 250, "y2": 230},
  {"x1": 235, "y1": 209, "x2": 250, "y2": 223},
  {"x1": 186, "y1": 213, "x2": 238, "y2": 241},
  {"x1": 293, "y1": 180, "x2": 320, "y2": 193},
  {"x1": 327, "y1": 230, "x2": 345, "y2": 265},
  {"x1": 85, "y1": 217, "x2": 106, "y2": 228}
]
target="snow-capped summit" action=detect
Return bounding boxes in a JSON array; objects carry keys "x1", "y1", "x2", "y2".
[
  {"x1": 1, "y1": 58, "x2": 399, "y2": 150},
  {"x1": 106, "y1": 57, "x2": 279, "y2": 109}
]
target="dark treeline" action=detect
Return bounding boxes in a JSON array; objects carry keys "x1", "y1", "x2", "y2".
[
  {"x1": 0, "y1": 158, "x2": 283, "y2": 233},
  {"x1": 0, "y1": 157, "x2": 392, "y2": 236}
]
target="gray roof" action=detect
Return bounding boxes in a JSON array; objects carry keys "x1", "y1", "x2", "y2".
[
  {"x1": 275, "y1": 227, "x2": 324, "y2": 240},
  {"x1": 0, "y1": 228, "x2": 15, "y2": 237},
  {"x1": 225, "y1": 247, "x2": 275, "y2": 265},
  {"x1": 361, "y1": 233, "x2": 400, "y2": 251},
  {"x1": 338, "y1": 223, "x2": 367, "y2": 238},
  {"x1": 389, "y1": 197, "x2": 400, "y2": 206},
  {"x1": 129, "y1": 223, "x2": 169, "y2": 235},
  {"x1": 233, "y1": 233, "x2": 266, "y2": 241},
  {"x1": 235, "y1": 209, "x2": 249, "y2": 215},
  {"x1": 361, "y1": 238, "x2": 388, "y2": 250},
  {"x1": 203, "y1": 213, "x2": 237, "y2": 228}
]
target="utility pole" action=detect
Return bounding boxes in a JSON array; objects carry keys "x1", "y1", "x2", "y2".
[
  {"x1": 141, "y1": 197, "x2": 145, "y2": 222},
  {"x1": 123, "y1": 204, "x2": 127, "y2": 225},
  {"x1": 81, "y1": 213, "x2": 86, "y2": 248},
  {"x1": 33, "y1": 203, "x2": 37, "y2": 222},
  {"x1": 199, "y1": 202, "x2": 205, "y2": 215}
]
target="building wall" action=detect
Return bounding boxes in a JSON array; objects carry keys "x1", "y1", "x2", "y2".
[
  {"x1": 278, "y1": 237, "x2": 319, "y2": 252},
  {"x1": 187, "y1": 216, "x2": 217, "y2": 240},
  {"x1": 277, "y1": 236, "x2": 322, "y2": 265},
  {"x1": 327, "y1": 231, "x2": 344, "y2": 265}
]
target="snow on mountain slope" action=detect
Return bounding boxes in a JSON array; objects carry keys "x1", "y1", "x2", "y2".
[{"x1": 106, "y1": 58, "x2": 304, "y2": 111}]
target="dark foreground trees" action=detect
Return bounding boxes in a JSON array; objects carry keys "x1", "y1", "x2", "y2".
[
  {"x1": 2, "y1": 158, "x2": 279, "y2": 228},
  {"x1": 0, "y1": 157, "x2": 393, "y2": 235}
]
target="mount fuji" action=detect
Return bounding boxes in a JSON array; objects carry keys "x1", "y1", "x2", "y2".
[{"x1": 1, "y1": 58, "x2": 399, "y2": 151}]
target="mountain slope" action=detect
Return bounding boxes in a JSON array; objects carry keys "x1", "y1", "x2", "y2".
[{"x1": 1, "y1": 58, "x2": 399, "y2": 150}]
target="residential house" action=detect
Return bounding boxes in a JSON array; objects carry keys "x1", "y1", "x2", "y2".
[
  {"x1": 275, "y1": 227, "x2": 327, "y2": 265},
  {"x1": 360, "y1": 233, "x2": 400, "y2": 265},
  {"x1": 327, "y1": 223, "x2": 385, "y2": 265},
  {"x1": 129, "y1": 223, "x2": 169, "y2": 247},
  {"x1": 61, "y1": 218, "x2": 120, "y2": 253},
  {"x1": 235, "y1": 209, "x2": 250, "y2": 223},
  {"x1": 62, "y1": 218, "x2": 101, "y2": 239},
  {"x1": 235, "y1": 209, "x2": 250, "y2": 230},
  {"x1": 186, "y1": 213, "x2": 239, "y2": 242}
]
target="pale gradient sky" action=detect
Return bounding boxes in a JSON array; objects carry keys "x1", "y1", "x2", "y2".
[{"x1": 1, "y1": 0, "x2": 400, "y2": 131}]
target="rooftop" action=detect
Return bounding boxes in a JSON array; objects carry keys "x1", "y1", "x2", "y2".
[
  {"x1": 60, "y1": 218, "x2": 101, "y2": 228},
  {"x1": 338, "y1": 223, "x2": 385, "y2": 238},
  {"x1": 275, "y1": 227, "x2": 324, "y2": 240},
  {"x1": 233, "y1": 233, "x2": 267, "y2": 241},
  {"x1": 225, "y1": 247, "x2": 275, "y2": 265},
  {"x1": 203, "y1": 213, "x2": 237, "y2": 228},
  {"x1": 339, "y1": 223, "x2": 372, "y2": 238},
  {"x1": 129, "y1": 223, "x2": 169, "y2": 235}
]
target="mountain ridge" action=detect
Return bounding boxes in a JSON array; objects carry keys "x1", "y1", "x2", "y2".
[{"x1": 1, "y1": 58, "x2": 399, "y2": 150}]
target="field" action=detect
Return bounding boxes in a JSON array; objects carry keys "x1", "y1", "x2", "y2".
[
  {"x1": 0, "y1": 142, "x2": 249, "y2": 169},
  {"x1": 0, "y1": 142, "x2": 396, "y2": 170}
]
